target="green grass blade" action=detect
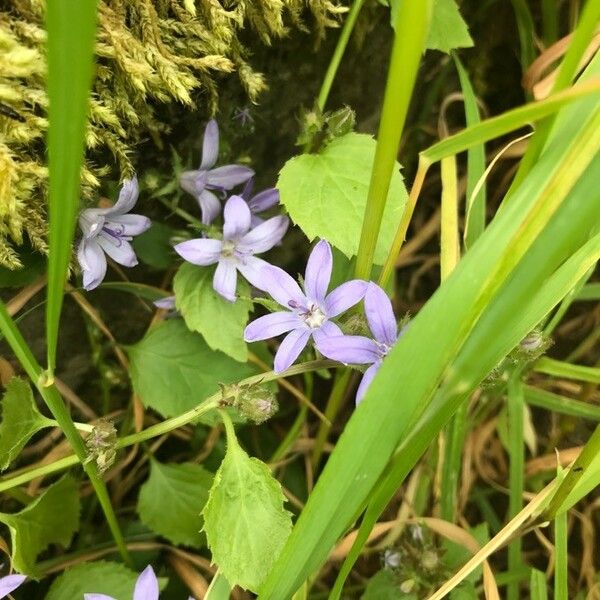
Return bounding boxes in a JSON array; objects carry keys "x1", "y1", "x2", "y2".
[
  {"x1": 46, "y1": 0, "x2": 98, "y2": 376},
  {"x1": 577, "y1": 282, "x2": 600, "y2": 300},
  {"x1": 510, "y1": 0, "x2": 536, "y2": 70},
  {"x1": 354, "y1": 0, "x2": 433, "y2": 279},
  {"x1": 553, "y1": 509, "x2": 568, "y2": 599},
  {"x1": 530, "y1": 569, "x2": 549, "y2": 600},
  {"x1": 524, "y1": 387, "x2": 600, "y2": 421},
  {"x1": 454, "y1": 54, "x2": 487, "y2": 248},
  {"x1": 533, "y1": 357, "x2": 600, "y2": 384}
]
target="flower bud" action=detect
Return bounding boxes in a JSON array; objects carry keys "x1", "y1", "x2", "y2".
[{"x1": 85, "y1": 419, "x2": 117, "y2": 474}]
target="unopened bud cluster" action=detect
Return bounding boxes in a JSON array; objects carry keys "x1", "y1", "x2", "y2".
[
  {"x1": 220, "y1": 382, "x2": 278, "y2": 425},
  {"x1": 85, "y1": 419, "x2": 118, "y2": 474}
]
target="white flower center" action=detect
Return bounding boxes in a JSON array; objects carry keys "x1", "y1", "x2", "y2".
[
  {"x1": 221, "y1": 239, "x2": 236, "y2": 258},
  {"x1": 303, "y1": 304, "x2": 326, "y2": 329}
]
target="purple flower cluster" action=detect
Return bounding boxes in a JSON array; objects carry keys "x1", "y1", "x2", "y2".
[{"x1": 74, "y1": 118, "x2": 402, "y2": 403}]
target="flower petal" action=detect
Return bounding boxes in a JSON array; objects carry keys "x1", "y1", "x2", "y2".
[
  {"x1": 274, "y1": 328, "x2": 311, "y2": 372},
  {"x1": 97, "y1": 237, "x2": 138, "y2": 267},
  {"x1": 324, "y1": 279, "x2": 368, "y2": 317},
  {"x1": 112, "y1": 213, "x2": 151, "y2": 236},
  {"x1": 248, "y1": 188, "x2": 279, "y2": 213},
  {"x1": 237, "y1": 216, "x2": 289, "y2": 254},
  {"x1": 213, "y1": 259, "x2": 238, "y2": 302},
  {"x1": 207, "y1": 165, "x2": 254, "y2": 190},
  {"x1": 180, "y1": 170, "x2": 207, "y2": 197},
  {"x1": 223, "y1": 195, "x2": 251, "y2": 239},
  {"x1": 236, "y1": 255, "x2": 270, "y2": 291},
  {"x1": 312, "y1": 319, "x2": 343, "y2": 343},
  {"x1": 133, "y1": 566, "x2": 159, "y2": 600},
  {"x1": 83, "y1": 595, "x2": 115, "y2": 600},
  {"x1": 153, "y1": 295, "x2": 176, "y2": 310},
  {"x1": 355, "y1": 362, "x2": 381, "y2": 404},
  {"x1": 315, "y1": 335, "x2": 380, "y2": 364},
  {"x1": 198, "y1": 189, "x2": 221, "y2": 225},
  {"x1": 105, "y1": 176, "x2": 139, "y2": 215},
  {"x1": 261, "y1": 265, "x2": 306, "y2": 308},
  {"x1": 249, "y1": 214, "x2": 265, "y2": 228},
  {"x1": 79, "y1": 210, "x2": 104, "y2": 238},
  {"x1": 78, "y1": 238, "x2": 107, "y2": 291},
  {"x1": 241, "y1": 178, "x2": 254, "y2": 199},
  {"x1": 365, "y1": 282, "x2": 397, "y2": 346},
  {"x1": 244, "y1": 312, "x2": 301, "y2": 342},
  {"x1": 304, "y1": 240, "x2": 332, "y2": 303},
  {"x1": 200, "y1": 119, "x2": 219, "y2": 169},
  {"x1": 0, "y1": 574, "x2": 26, "y2": 598},
  {"x1": 174, "y1": 238, "x2": 222, "y2": 265}
]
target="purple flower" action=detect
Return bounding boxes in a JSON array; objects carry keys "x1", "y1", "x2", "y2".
[
  {"x1": 241, "y1": 179, "x2": 280, "y2": 228},
  {"x1": 153, "y1": 295, "x2": 177, "y2": 310},
  {"x1": 174, "y1": 195, "x2": 288, "y2": 302},
  {"x1": 244, "y1": 240, "x2": 368, "y2": 372},
  {"x1": 77, "y1": 176, "x2": 151, "y2": 291},
  {"x1": 180, "y1": 119, "x2": 254, "y2": 224},
  {"x1": 318, "y1": 282, "x2": 399, "y2": 404},
  {"x1": 0, "y1": 573, "x2": 26, "y2": 599},
  {"x1": 84, "y1": 565, "x2": 158, "y2": 600}
]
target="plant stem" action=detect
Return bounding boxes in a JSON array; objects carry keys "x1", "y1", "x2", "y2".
[
  {"x1": 354, "y1": 0, "x2": 433, "y2": 280},
  {"x1": 507, "y1": 371, "x2": 525, "y2": 600},
  {"x1": 316, "y1": 0, "x2": 365, "y2": 113},
  {"x1": 0, "y1": 300, "x2": 133, "y2": 567},
  {"x1": 0, "y1": 360, "x2": 338, "y2": 493}
]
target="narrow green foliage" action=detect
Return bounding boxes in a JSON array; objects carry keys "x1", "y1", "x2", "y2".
[
  {"x1": 279, "y1": 133, "x2": 407, "y2": 265},
  {"x1": 534, "y1": 357, "x2": 600, "y2": 384},
  {"x1": 203, "y1": 413, "x2": 292, "y2": 592},
  {"x1": 354, "y1": 0, "x2": 433, "y2": 279},
  {"x1": 0, "y1": 475, "x2": 80, "y2": 575},
  {"x1": 46, "y1": 561, "x2": 140, "y2": 600},
  {"x1": 138, "y1": 460, "x2": 213, "y2": 547},
  {"x1": 174, "y1": 263, "x2": 252, "y2": 362},
  {"x1": 126, "y1": 319, "x2": 258, "y2": 418},
  {"x1": 554, "y1": 509, "x2": 568, "y2": 599},
  {"x1": 509, "y1": 0, "x2": 536, "y2": 69},
  {"x1": 45, "y1": 0, "x2": 98, "y2": 374},
  {"x1": 525, "y1": 387, "x2": 600, "y2": 421},
  {"x1": 530, "y1": 569, "x2": 548, "y2": 600},
  {"x1": 0, "y1": 378, "x2": 53, "y2": 470}
]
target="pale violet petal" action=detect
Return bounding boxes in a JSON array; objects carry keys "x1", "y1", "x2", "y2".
[
  {"x1": 153, "y1": 295, "x2": 176, "y2": 309},
  {"x1": 78, "y1": 238, "x2": 107, "y2": 291},
  {"x1": 180, "y1": 170, "x2": 208, "y2": 197},
  {"x1": 133, "y1": 566, "x2": 159, "y2": 600},
  {"x1": 249, "y1": 214, "x2": 266, "y2": 228},
  {"x1": 244, "y1": 312, "x2": 302, "y2": 342},
  {"x1": 304, "y1": 240, "x2": 332, "y2": 303},
  {"x1": 79, "y1": 210, "x2": 105, "y2": 238},
  {"x1": 241, "y1": 178, "x2": 254, "y2": 200},
  {"x1": 316, "y1": 335, "x2": 380, "y2": 364},
  {"x1": 236, "y1": 255, "x2": 271, "y2": 291},
  {"x1": 261, "y1": 265, "x2": 306, "y2": 308},
  {"x1": 206, "y1": 165, "x2": 254, "y2": 190},
  {"x1": 198, "y1": 189, "x2": 221, "y2": 225},
  {"x1": 174, "y1": 238, "x2": 222, "y2": 265},
  {"x1": 200, "y1": 119, "x2": 219, "y2": 169},
  {"x1": 111, "y1": 213, "x2": 151, "y2": 236},
  {"x1": 312, "y1": 320, "x2": 343, "y2": 343},
  {"x1": 356, "y1": 361, "x2": 381, "y2": 404},
  {"x1": 324, "y1": 279, "x2": 369, "y2": 317},
  {"x1": 213, "y1": 259, "x2": 238, "y2": 302},
  {"x1": 0, "y1": 574, "x2": 26, "y2": 598},
  {"x1": 248, "y1": 188, "x2": 279, "y2": 213},
  {"x1": 83, "y1": 595, "x2": 115, "y2": 600},
  {"x1": 223, "y1": 195, "x2": 251, "y2": 239},
  {"x1": 97, "y1": 236, "x2": 138, "y2": 267},
  {"x1": 365, "y1": 282, "x2": 397, "y2": 346},
  {"x1": 103, "y1": 176, "x2": 139, "y2": 216},
  {"x1": 237, "y1": 216, "x2": 289, "y2": 255},
  {"x1": 274, "y1": 328, "x2": 311, "y2": 373}
]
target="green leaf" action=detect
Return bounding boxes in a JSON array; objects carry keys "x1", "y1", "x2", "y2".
[
  {"x1": 361, "y1": 569, "x2": 404, "y2": 600},
  {"x1": 46, "y1": 561, "x2": 139, "y2": 600},
  {"x1": 203, "y1": 428, "x2": 292, "y2": 592},
  {"x1": 174, "y1": 263, "x2": 252, "y2": 362},
  {"x1": 0, "y1": 475, "x2": 80, "y2": 575},
  {"x1": 138, "y1": 460, "x2": 213, "y2": 547},
  {"x1": 126, "y1": 319, "x2": 258, "y2": 418},
  {"x1": 277, "y1": 133, "x2": 407, "y2": 265},
  {"x1": 132, "y1": 222, "x2": 176, "y2": 270},
  {"x1": 426, "y1": 0, "x2": 473, "y2": 53},
  {"x1": 0, "y1": 378, "x2": 54, "y2": 470}
]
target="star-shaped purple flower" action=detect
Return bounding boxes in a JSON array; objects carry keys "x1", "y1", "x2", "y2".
[
  {"x1": 77, "y1": 176, "x2": 151, "y2": 291},
  {"x1": 84, "y1": 565, "x2": 158, "y2": 600},
  {"x1": 0, "y1": 573, "x2": 26, "y2": 599},
  {"x1": 179, "y1": 119, "x2": 254, "y2": 224},
  {"x1": 244, "y1": 240, "x2": 368, "y2": 372},
  {"x1": 240, "y1": 178, "x2": 280, "y2": 228},
  {"x1": 174, "y1": 195, "x2": 288, "y2": 302},
  {"x1": 318, "y1": 282, "x2": 400, "y2": 403}
]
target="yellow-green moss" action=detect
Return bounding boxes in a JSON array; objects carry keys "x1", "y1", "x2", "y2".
[{"x1": 0, "y1": 0, "x2": 344, "y2": 268}]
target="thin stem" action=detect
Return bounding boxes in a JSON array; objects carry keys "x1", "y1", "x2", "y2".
[
  {"x1": 316, "y1": 0, "x2": 365, "y2": 113},
  {"x1": 0, "y1": 300, "x2": 132, "y2": 567},
  {"x1": 0, "y1": 360, "x2": 338, "y2": 493},
  {"x1": 354, "y1": 1, "x2": 433, "y2": 280}
]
